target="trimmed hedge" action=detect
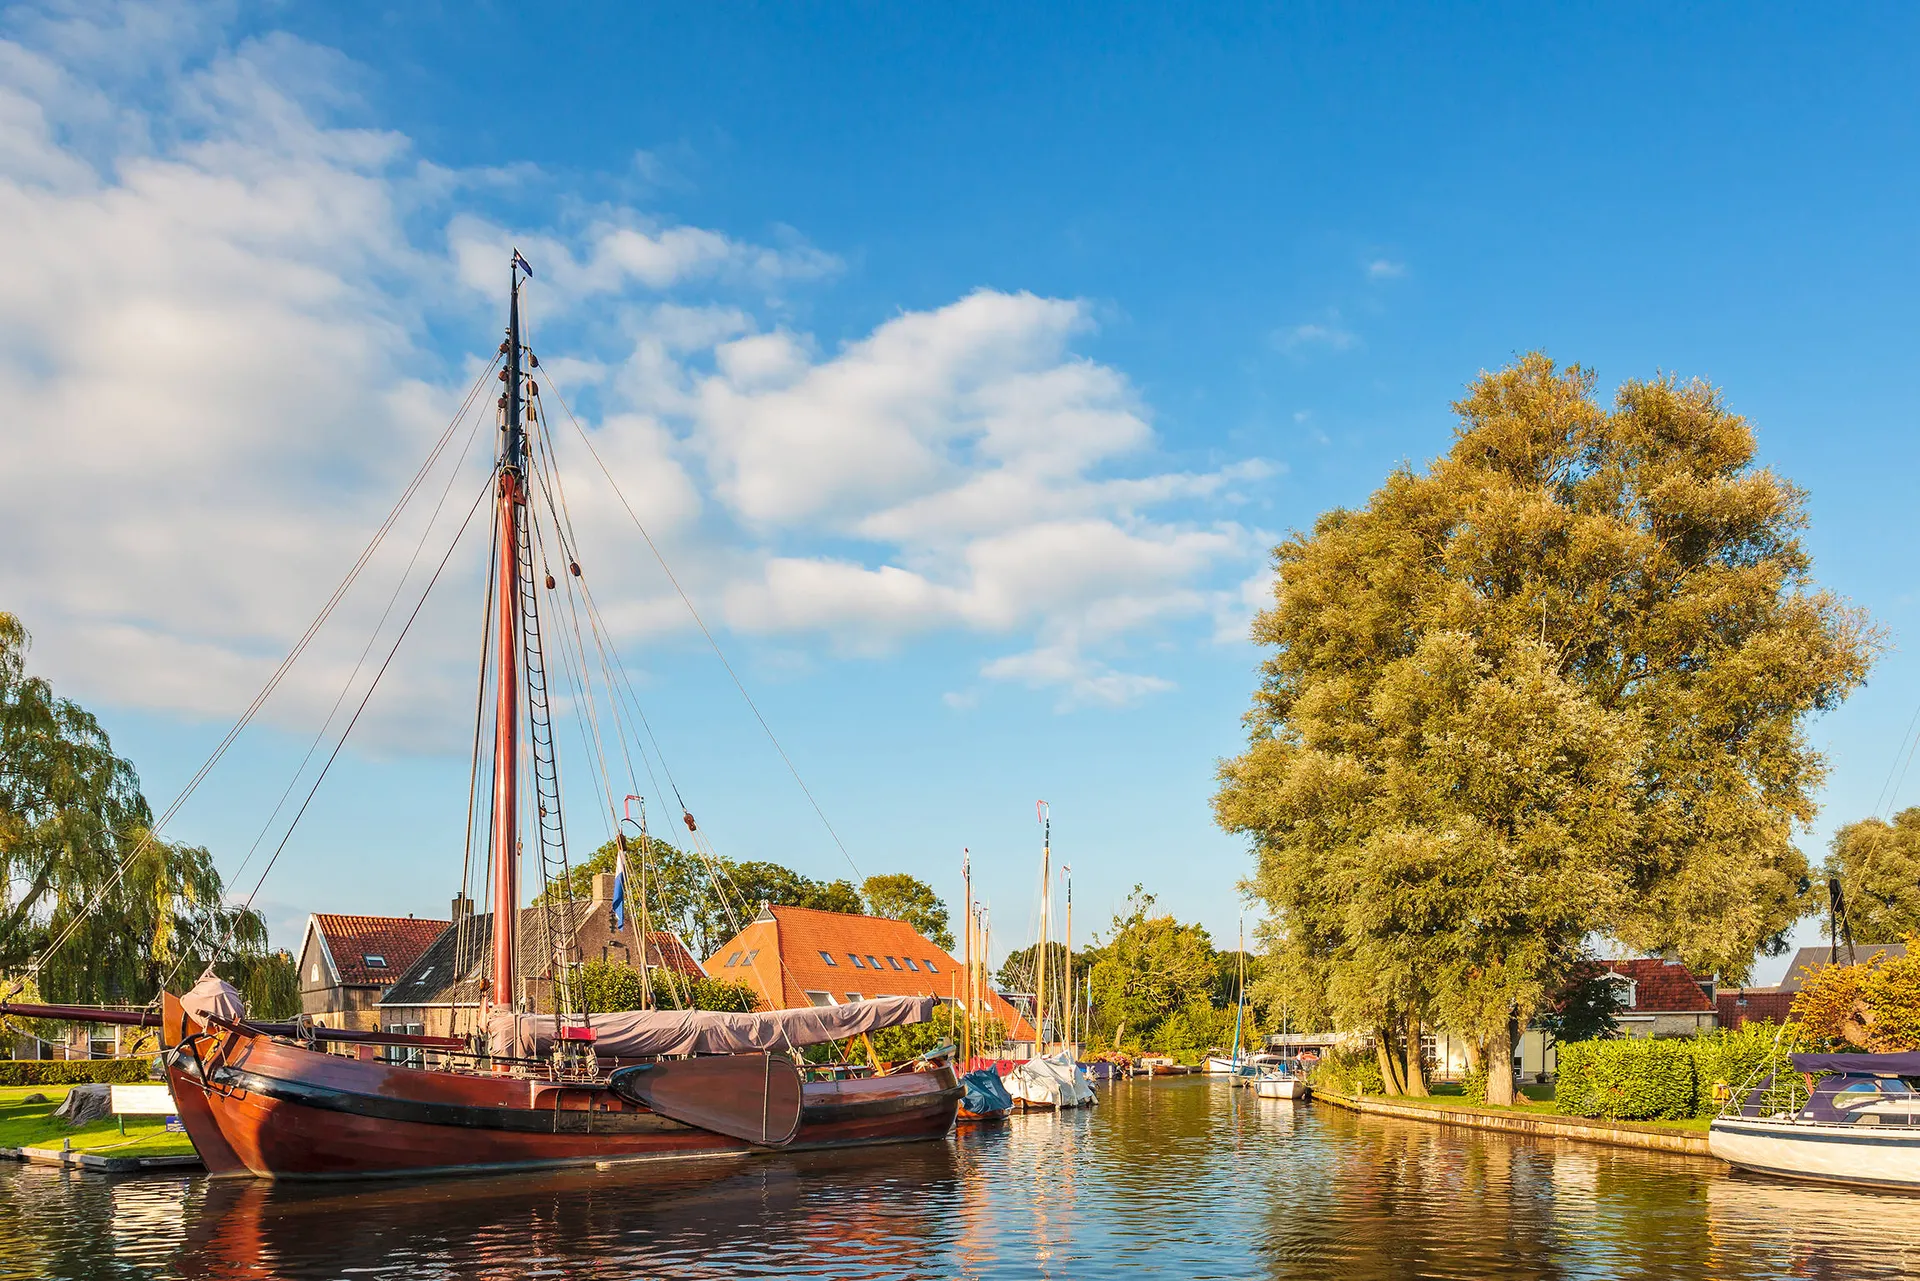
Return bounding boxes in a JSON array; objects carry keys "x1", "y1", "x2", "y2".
[
  {"x1": 1553, "y1": 1022, "x2": 1788, "y2": 1122},
  {"x1": 1555, "y1": 1039, "x2": 1695, "y2": 1120},
  {"x1": 0, "y1": 1058, "x2": 156, "y2": 1086}
]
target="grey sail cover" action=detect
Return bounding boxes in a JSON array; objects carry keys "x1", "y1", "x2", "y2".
[{"x1": 488, "y1": 994, "x2": 937, "y2": 1058}]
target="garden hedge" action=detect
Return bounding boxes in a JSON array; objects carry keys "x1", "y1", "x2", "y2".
[
  {"x1": 1554, "y1": 1039, "x2": 1696, "y2": 1120},
  {"x1": 0, "y1": 1058, "x2": 156, "y2": 1086}
]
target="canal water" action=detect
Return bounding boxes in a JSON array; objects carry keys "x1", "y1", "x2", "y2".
[{"x1": 3, "y1": 1077, "x2": 1915, "y2": 1279}]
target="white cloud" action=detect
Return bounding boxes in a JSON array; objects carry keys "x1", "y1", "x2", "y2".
[
  {"x1": 1365, "y1": 258, "x2": 1406, "y2": 280},
  {"x1": 0, "y1": 8, "x2": 1274, "y2": 733},
  {"x1": 1277, "y1": 318, "x2": 1359, "y2": 354}
]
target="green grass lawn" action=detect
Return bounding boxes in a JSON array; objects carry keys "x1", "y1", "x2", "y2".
[
  {"x1": 1372, "y1": 1081, "x2": 1711, "y2": 1132},
  {"x1": 0, "y1": 1083, "x2": 200, "y2": 1159}
]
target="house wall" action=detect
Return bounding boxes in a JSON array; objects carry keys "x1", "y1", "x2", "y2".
[{"x1": 1618, "y1": 1012, "x2": 1715, "y2": 1038}]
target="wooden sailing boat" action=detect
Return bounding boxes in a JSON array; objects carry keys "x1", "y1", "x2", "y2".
[
  {"x1": 1004, "y1": 803, "x2": 1095, "y2": 1110},
  {"x1": 1, "y1": 258, "x2": 961, "y2": 1179}
]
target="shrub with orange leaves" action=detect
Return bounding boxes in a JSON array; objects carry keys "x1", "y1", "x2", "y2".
[{"x1": 1790, "y1": 938, "x2": 1920, "y2": 1051}]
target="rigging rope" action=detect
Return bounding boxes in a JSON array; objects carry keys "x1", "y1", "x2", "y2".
[
  {"x1": 30, "y1": 355, "x2": 503, "y2": 980},
  {"x1": 536, "y1": 374, "x2": 867, "y2": 888},
  {"x1": 238, "y1": 473, "x2": 497, "y2": 916}
]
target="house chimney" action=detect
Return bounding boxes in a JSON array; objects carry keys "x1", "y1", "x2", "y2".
[
  {"x1": 592, "y1": 872, "x2": 617, "y2": 904},
  {"x1": 451, "y1": 894, "x2": 473, "y2": 925}
]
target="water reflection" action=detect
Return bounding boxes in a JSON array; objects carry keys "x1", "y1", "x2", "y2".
[{"x1": 7, "y1": 1078, "x2": 1920, "y2": 1279}]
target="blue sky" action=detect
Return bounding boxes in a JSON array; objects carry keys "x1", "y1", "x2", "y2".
[{"x1": 5, "y1": 4, "x2": 1918, "y2": 980}]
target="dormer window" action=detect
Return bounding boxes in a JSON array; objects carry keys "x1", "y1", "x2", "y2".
[
  {"x1": 363, "y1": 954, "x2": 387, "y2": 969},
  {"x1": 1609, "y1": 974, "x2": 1637, "y2": 1009}
]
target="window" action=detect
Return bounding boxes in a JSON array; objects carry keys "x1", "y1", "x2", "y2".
[
  {"x1": 849, "y1": 954, "x2": 866, "y2": 968},
  {"x1": 724, "y1": 951, "x2": 743, "y2": 968},
  {"x1": 745, "y1": 949, "x2": 760, "y2": 963},
  {"x1": 310, "y1": 963, "x2": 321, "y2": 982},
  {"x1": 886, "y1": 956, "x2": 902, "y2": 970},
  {"x1": 902, "y1": 957, "x2": 919, "y2": 972},
  {"x1": 363, "y1": 954, "x2": 387, "y2": 969},
  {"x1": 845, "y1": 993, "x2": 863, "y2": 1002},
  {"x1": 819, "y1": 950, "x2": 838, "y2": 967},
  {"x1": 804, "y1": 991, "x2": 834, "y2": 1007},
  {"x1": 866, "y1": 955, "x2": 882, "y2": 970},
  {"x1": 923, "y1": 958, "x2": 939, "y2": 973}
]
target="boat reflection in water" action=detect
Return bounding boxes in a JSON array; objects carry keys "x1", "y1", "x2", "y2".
[{"x1": 172, "y1": 1142, "x2": 962, "y2": 1280}]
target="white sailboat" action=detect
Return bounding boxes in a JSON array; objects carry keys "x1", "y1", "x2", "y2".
[{"x1": 1005, "y1": 803, "x2": 1096, "y2": 1110}]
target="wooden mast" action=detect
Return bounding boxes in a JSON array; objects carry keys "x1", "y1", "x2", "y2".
[
  {"x1": 1062, "y1": 862, "x2": 1072, "y2": 1055},
  {"x1": 489, "y1": 257, "x2": 528, "y2": 1010},
  {"x1": 1035, "y1": 801, "x2": 1049, "y2": 1054},
  {"x1": 962, "y1": 848, "x2": 972, "y2": 1070}
]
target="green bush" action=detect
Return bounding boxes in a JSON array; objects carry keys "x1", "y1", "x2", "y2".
[
  {"x1": 1460, "y1": 1064, "x2": 1490, "y2": 1104},
  {"x1": 0, "y1": 1058, "x2": 156, "y2": 1086},
  {"x1": 1311, "y1": 1045, "x2": 1385, "y2": 1096},
  {"x1": 1555, "y1": 1039, "x2": 1695, "y2": 1120}
]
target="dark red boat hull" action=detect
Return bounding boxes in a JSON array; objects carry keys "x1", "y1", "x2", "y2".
[{"x1": 161, "y1": 993, "x2": 959, "y2": 1179}]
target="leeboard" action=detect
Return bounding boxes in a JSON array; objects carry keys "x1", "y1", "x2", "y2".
[{"x1": 610, "y1": 1054, "x2": 803, "y2": 1147}]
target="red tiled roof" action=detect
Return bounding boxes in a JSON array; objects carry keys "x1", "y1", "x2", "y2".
[
  {"x1": 705, "y1": 904, "x2": 1037, "y2": 1040},
  {"x1": 1717, "y1": 988, "x2": 1795, "y2": 1030},
  {"x1": 1606, "y1": 958, "x2": 1713, "y2": 1013},
  {"x1": 313, "y1": 913, "x2": 448, "y2": 988}
]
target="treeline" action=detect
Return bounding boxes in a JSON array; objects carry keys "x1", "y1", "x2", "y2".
[
  {"x1": 544, "y1": 840, "x2": 955, "y2": 958},
  {"x1": 997, "y1": 887, "x2": 1266, "y2": 1058},
  {"x1": 0, "y1": 613, "x2": 296, "y2": 1018}
]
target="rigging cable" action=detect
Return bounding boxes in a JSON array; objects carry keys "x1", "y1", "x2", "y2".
[
  {"x1": 29, "y1": 355, "x2": 503, "y2": 980},
  {"x1": 538, "y1": 373, "x2": 866, "y2": 885},
  {"x1": 238, "y1": 473, "x2": 497, "y2": 917}
]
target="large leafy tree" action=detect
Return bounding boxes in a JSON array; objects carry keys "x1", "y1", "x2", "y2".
[
  {"x1": 1083, "y1": 887, "x2": 1218, "y2": 1051},
  {"x1": 1, "y1": 612, "x2": 288, "y2": 1011},
  {"x1": 1825, "y1": 808, "x2": 1920, "y2": 942},
  {"x1": 1216, "y1": 357, "x2": 1874, "y2": 1102},
  {"x1": 861, "y1": 873, "x2": 954, "y2": 949}
]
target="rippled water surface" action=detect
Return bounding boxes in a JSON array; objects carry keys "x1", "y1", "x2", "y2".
[{"x1": 4, "y1": 1078, "x2": 1918, "y2": 1279}]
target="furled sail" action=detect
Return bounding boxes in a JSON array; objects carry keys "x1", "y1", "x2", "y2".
[{"x1": 487, "y1": 994, "x2": 937, "y2": 1058}]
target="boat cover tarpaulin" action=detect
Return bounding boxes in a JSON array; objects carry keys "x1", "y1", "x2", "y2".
[
  {"x1": 487, "y1": 995, "x2": 937, "y2": 1058},
  {"x1": 183, "y1": 973, "x2": 245, "y2": 1025},
  {"x1": 1005, "y1": 1050, "x2": 1096, "y2": 1108},
  {"x1": 1791, "y1": 1051, "x2": 1920, "y2": 1074},
  {"x1": 960, "y1": 1067, "x2": 1013, "y2": 1114}
]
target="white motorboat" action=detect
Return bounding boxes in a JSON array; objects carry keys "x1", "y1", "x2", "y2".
[
  {"x1": 1709, "y1": 1048, "x2": 1920, "y2": 1190},
  {"x1": 1255, "y1": 1065, "x2": 1309, "y2": 1100}
]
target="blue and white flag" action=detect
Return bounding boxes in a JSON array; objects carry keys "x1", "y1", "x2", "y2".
[
  {"x1": 610, "y1": 840, "x2": 629, "y2": 932},
  {"x1": 512, "y1": 249, "x2": 535, "y2": 278}
]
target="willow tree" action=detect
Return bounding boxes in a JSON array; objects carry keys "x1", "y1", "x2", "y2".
[
  {"x1": 1826, "y1": 808, "x2": 1920, "y2": 941},
  {"x1": 1216, "y1": 356, "x2": 1874, "y2": 1103},
  {"x1": 1, "y1": 611, "x2": 288, "y2": 1011}
]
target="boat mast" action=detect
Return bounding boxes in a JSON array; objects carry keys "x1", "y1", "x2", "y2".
[
  {"x1": 1062, "y1": 863, "x2": 1072, "y2": 1055},
  {"x1": 489, "y1": 256, "x2": 529, "y2": 1010},
  {"x1": 962, "y1": 848, "x2": 972, "y2": 1070},
  {"x1": 1035, "y1": 800, "x2": 1049, "y2": 1053}
]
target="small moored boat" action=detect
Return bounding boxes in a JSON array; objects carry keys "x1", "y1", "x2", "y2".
[{"x1": 1710, "y1": 1048, "x2": 1920, "y2": 1190}]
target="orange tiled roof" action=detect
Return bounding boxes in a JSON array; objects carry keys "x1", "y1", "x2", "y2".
[
  {"x1": 314, "y1": 913, "x2": 449, "y2": 988},
  {"x1": 1606, "y1": 958, "x2": 1714, "y2": 1013},
  {"x1": 704, "y1": 904, "x2": 1036, "y2": 1040}
]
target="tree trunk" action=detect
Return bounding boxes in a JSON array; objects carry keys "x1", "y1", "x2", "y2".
[
  {"x1": 1112, "y1": 1022, "x2": 1126, "y2": 1051},
  {"x1": 1463, "y1": 1037, "x2": 1482, "y2": 1073},
  {"x1": 1485, "y1": 1022, "x2": 1515, "y2": 1106},
  {"x1": 1404, "y1": 1016, "x2": 1430, "y2": 1097},
  {"x1": 1374, "y1": 1026, "x2": 1408, "y2": 1095}
]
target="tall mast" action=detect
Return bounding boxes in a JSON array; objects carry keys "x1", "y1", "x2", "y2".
[
  {"x1": 489, "y1": 256, "x2": 529, "y2": 1010},
  {"x1": 962, "y1": 848, "x2": 972, "y2": 1070},
  {"x1": 1035, "y1": 800, "x2": 1049, "y2": 1052},
  {"x1": 1062, "y1": 863, "x2": 1072, "y2": 1054}
]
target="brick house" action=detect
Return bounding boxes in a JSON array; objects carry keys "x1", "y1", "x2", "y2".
[
  {"x1": 703, "y1": 903, "x2": 1035, "y2": 1043},
  {"x1": 378, "y1": 875, "x2": 706, "y2": 1038},
  {"x1": 1603, "y1": 958, "x2": 1717, "y2": 1037},
  {"x1": 296, "y1": 911, "x2": 449, "y2": 1032},
  {"x1": 1715, "y1": 986, "x2": 1796, "y2": 1030}
]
